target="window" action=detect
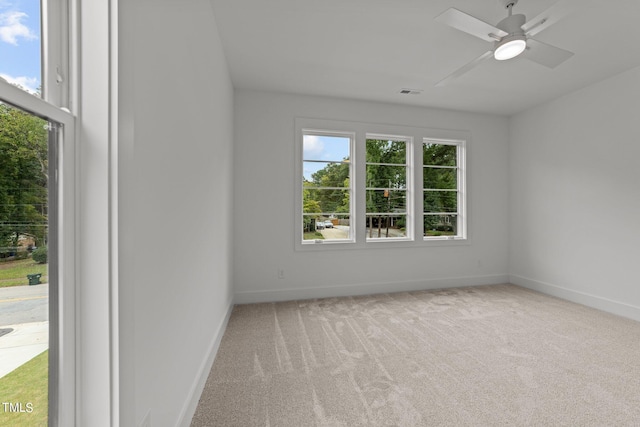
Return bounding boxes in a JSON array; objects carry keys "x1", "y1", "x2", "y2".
[
  {"x1": 302, "y1": 130, "x2": 354, "y2": 243},
  {"x1": 296, "y1": 119, "x2": 467, "y2": 248},
  {"x1": 366, "y1": 135, "x2": 411, "y2": 240},
  {"x1": 0, "y1": 0, "x2": 74, "y2": 425},
  {"x1": 423, "y1": 139, "x2": 466, "y2": 240}
]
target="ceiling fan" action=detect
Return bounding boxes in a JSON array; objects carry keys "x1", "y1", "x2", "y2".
[{"x1": 434, "y1": 0, "x2": 575, "y2": 86}]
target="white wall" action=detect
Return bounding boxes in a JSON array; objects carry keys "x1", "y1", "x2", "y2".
[
  {"x1": 509, "y1": 65, "x2": 640, "y2": 320},
  {"x1": 117, "y1": 1, "x2": 234, "y2": 426},
  {"x1": 233, "y1": 91, "x2": 510, "y2": 302}
]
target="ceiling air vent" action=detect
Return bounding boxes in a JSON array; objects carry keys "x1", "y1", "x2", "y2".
[{"x1": 399, "y1": 88, "x2": 423, "y2": 95}]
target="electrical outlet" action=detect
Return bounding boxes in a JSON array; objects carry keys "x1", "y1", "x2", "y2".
[{"x1": 277, "y1": 269, "x2": 285, "y2": 279}]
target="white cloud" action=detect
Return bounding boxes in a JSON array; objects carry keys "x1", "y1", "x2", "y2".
[
  {"x1": 303, "y1": 135, "x2": 324, "y2": 158},
  {"x1": 0, "y1": 73, "x2": 39, "y2": 94},
  {"x1": 0, "y1": 11, "x2": 36, "y2": 45}
]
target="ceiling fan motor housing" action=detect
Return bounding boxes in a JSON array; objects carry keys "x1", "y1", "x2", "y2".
[{"x1": 494, "y1": 14, "x2": 527, "y2": 60}]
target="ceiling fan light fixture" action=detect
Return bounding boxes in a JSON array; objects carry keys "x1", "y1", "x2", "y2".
[{"x1": 494, "y1": 35, "x2": 526, "y2": 60}]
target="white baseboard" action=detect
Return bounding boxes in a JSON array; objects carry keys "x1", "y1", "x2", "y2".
[
  {"x1": 234, "y1": 274, "x2": 510, "y2": 304},
  {"x1": 510, "y1": 274, "x2": 640, "y2": 322},
  {"x1": 177, "y1": 297, "x2": 235, "y2": 427}
]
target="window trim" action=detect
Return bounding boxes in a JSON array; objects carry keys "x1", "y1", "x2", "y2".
[
  {"x1": 365, "y1": 133, "x2": 413, "y2": 242},
  {"x1": 0, "y1": 0, "x2": 76, "y2": 421},
  {"x1": 295, "y1": 118, "x2": 470, "y2": 251},
  {"x1": 299, "y1": 128, "x2": 356, "y2": 246},
  {"x1": 422, "y1": 137, "x2": 467, "y2": 242}
]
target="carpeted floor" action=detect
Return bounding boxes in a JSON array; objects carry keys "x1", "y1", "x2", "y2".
[{"x1": 191, "y1": 284, "x2": 640, "y2": 426}]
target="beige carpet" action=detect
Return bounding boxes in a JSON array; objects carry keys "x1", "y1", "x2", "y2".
[{"x1": 191, "y1": 284, "x2": 640, "y2": 426}]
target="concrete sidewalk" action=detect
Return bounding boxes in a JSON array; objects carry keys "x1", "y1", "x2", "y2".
[{"x1": 0, "y1": 321, "x2": 48, "y2": 379}]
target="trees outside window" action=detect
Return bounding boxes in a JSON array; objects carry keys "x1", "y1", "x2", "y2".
[
  {"x1": 302, "y1": 132, "x2": 353, "y2": 242},
  {"x1": 366, "y1": 136, "x2": 410, "y2": 240},
  {"x1": 423, "y1": 140, "x2": 465, "y2": 239},
  {"x1": 297, "y1": 121, "x2": 466, "y2": 247},
  {"x1": 0, "y1": 0, "x2": 75, "y2": 424},
  {"x1": 0, "y1": 104, "x2": 49, "y2": 258}
]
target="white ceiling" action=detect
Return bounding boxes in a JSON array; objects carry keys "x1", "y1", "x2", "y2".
[{"x1": 210, "y1": 0, "x2": 640, "y2": 116}]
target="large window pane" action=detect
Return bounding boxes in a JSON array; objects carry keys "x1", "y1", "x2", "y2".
[
  {"x1": 423, "y1": 139, "x2": 464, "y2": 240},
  {"x1": 366, "y1": 136, "x2": 410, "y2": 241},
  {"x1": 0, "y1": 1, "x2": 41, "y2": 95},
  {"x1": 0, "y1": 101, "x2": 52, "y2": 425},
  {"x1": 302, "y1": 130, "x2": 353, "y2": 243}
]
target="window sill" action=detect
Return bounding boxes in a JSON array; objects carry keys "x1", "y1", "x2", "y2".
[{"x1": 296, "y1": 237, "x2": 469, "y2": 251}]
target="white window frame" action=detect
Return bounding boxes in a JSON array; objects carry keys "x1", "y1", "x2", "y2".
[
  {"x1": 295, "y1": 118, "x2": 469, "y2": 251},
  {"x1": 42, "y1": 0, "x2": 71, "y2": 109},
  {"x1": 422, "y1": 138, "x2": 467, "y2": 241},
  {"x1": 365, "y1": 133, "x2": 413, "y2": 242},
  {"x1": 298, "y1": 127, "x2": 356, "y2": 246},
  {"x1": 0, "y1": 0, "x2": 76, "y2": 424}
]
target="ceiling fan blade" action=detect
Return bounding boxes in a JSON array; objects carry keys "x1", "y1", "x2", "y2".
[
  {"x1": 523, "y1": 38, "x2": 574, "y2": 68},
  {"x1": 435, "y1": 50, "x2": 494, "y2": 87},
  {"x1": 522, "y1": 0, "x2": 578, "y2": 36},
  {"x1": 435, "y1": 8, "x2": 507, "y2": 42}
]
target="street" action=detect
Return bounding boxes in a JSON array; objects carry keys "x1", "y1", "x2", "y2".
[
  {"x1": 0, "y1": 284, "x2": 49, "y2": 379},
  {"x1": 0, "y1": 284, "x2": 48, "y2": 326}
]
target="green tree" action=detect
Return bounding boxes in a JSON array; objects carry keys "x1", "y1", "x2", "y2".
[
  {"x1": 0, "y1": 104, "x2": 49, "y2": 256},
  {"x1": 366, "y1": 139, "x2": 407, "y2": 237},
  {"x1": 302, "y1": 180, "x2": 322, "y2": 231},
  {"x1": 309, "y1": 161, "x2": 350, "y2": 214},
  {"x1": 423, "y1": 143, "x2": 458, "y2": 233}
]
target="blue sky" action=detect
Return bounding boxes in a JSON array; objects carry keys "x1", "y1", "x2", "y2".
[
  {"x1": 0, "y1": 0, "x2": 40, "y2": 94},
  {"x1": 303, "y1": 135, "x2": 350, "y2": 181}
]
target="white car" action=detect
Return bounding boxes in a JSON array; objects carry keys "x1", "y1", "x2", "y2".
[{"x1": 323, "y1": 220, "x2": 334, "y2": 228}]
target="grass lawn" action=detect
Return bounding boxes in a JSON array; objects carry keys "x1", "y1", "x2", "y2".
[
  {"x1": 0, "y1": 350, "x2": 48, "y2": 426},
  {"x1": 0, "y1": 259, "x2": 47, "y2": 288},
  {"x1": 424, "y1": 231, "x2": 456, "y2": 237},
  {"x1": 303, "y1": 231, "x2": 324, "y2": 240}
]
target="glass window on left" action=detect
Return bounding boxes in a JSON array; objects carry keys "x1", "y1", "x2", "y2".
[
  {"x1": 0, "y1": 0, "x2": 42, "y2": 96},
  {"x1": 0, "y1": 0, "x2": 73, "y2": 424},
  {"x1": 302, "y1": 131, "x2": 354, "y2": 243},
  {"x1": 0, "y1": 101, "x2": 55, "y2": 426}
]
